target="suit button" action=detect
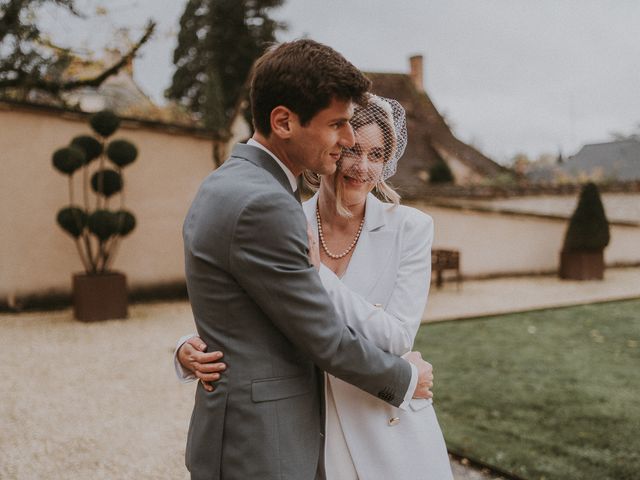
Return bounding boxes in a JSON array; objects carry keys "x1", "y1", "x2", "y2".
[{"x1": 388, "y1": 417, "x2": 400, "y2": 426}]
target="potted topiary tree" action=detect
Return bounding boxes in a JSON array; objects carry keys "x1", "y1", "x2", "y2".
[
  {"x1": 52, "y1": 110, "x2": 138, "y2": 320},
  {"x1": 559, "y1": 182, "x2": 610, "y2": 280}
]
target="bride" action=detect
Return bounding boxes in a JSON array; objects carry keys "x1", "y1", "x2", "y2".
[{"x1": 175, "y1": 95, "x2": 453, "y2": 479}]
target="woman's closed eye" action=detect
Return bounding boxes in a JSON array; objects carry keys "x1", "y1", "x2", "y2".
[{"x1": 368, "y1": 147, "x2": 385, "y2": 162}]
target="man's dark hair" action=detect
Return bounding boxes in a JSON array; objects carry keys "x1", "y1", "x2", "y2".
[{"x1": 250, "y1": 39, "x2": 371, "y2": 135}]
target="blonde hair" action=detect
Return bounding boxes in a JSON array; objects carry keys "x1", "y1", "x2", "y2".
[{"x1": 303, "y1": 170, "x2": 400, "y2": 218}]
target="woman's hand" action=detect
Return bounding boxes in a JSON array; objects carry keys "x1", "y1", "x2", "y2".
[
  {"x1": 307, "y1": 222, "x2": 320, "y2": 271},
  {"x1": 177, "y1": 336, "x2": 226, "y2": 392}
]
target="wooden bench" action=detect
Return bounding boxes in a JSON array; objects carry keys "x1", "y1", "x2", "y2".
[{"x1": 431, "y1": 249, "x2": 462, "y2": 289}]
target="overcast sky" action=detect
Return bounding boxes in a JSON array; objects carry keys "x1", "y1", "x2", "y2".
[{"x1": 41, "y1": 0, "x2": 640, "y2": 164}]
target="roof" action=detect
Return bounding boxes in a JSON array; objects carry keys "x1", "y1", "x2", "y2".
[
  {"x1": 365, "y1": 72, "x2": 506, "y2": 193},
  {"x1": 563, "y1": 139, "x2": 640, "y2": 181},
  {"x1": 2, "y1": 50, "x2": 213, "y2": 129},
  {"x1": 0, "y1": 98, "x2": 219, "y2": 140}
]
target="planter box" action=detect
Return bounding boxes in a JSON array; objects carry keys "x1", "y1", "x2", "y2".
[
  {"x1": 559, "y1": 250, "x2": 605, "y2": 280},
  {"x1": 73, "y1": 272, "x2": 128, "y2": 321}
]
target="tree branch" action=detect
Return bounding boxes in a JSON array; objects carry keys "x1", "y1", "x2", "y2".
[
  {"x1": 0, "y1": 0, "x2": 27, "y2": 43},
  {"x1": 0, "y1": 20, "x2": 156, "y2": 93}
]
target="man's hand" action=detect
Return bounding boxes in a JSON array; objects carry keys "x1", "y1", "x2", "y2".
[
  {"x1": 307, "y1": 222, "x2": 320, "y2": 271},
  {"x1": 178, "y1": 336, "x2": 226, "y2": 392},
  {"x1": 404, "y1": 351, "x2": 434, "y2": 399}
]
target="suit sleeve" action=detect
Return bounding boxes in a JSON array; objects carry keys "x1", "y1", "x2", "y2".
[
  {"x1": 228, "y1": 191, "x2": 412, "y2": 407},
  {"x1": 318, "y1": 210, "x2": 433, "y2": 355}
]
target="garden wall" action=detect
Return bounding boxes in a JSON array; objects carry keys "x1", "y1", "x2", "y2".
[
  {"x1": 0, "y1": 103, "x2": 222, "y2": 306},
  {"x1": 2, "y1": 103, "x2": 638, "y2": 308},
  {"x1": 408, "y1": 201, "x2": 640, "y2": 278}
]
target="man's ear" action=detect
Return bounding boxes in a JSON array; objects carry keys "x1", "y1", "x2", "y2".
[{"x1": 270, "y1": 106, "x2": 296, "y2": 139}]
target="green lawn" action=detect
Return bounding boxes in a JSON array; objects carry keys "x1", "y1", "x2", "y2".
[{"x1": 414, "y1": 299, "x2": 640, "y2": 480}]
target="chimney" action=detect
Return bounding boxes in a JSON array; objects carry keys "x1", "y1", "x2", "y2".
[{"x1": 409, "y1": 54, "x2": 424, "y2": 92}]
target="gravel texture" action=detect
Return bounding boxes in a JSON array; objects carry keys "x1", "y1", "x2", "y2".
[{"x1": 0, "y1": 301, "x2": 500, "y2": 479}]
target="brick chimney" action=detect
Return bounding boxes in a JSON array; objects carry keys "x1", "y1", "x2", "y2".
[{"x1": 409, "y1": 54, "x2": 424, "y2": 92}]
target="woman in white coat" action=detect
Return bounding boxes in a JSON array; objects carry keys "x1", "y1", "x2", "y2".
[{"x1": 176, "y1": 95, "x2": 453, "y2": 479}]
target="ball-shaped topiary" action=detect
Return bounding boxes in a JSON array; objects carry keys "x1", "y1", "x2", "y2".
[
  {"x1": 90, "y1": 110, "x2": 120, "y2": 138},
  {"x1": 57, "y1": 207, "x2": 88, "y2": 237},
  {"x1": 562, "y1": 182, "x2": 610, "y2": 251},
  {"x1": 107, "y1": 139, "x2": 138, "y2": 167},
  {"x1": 91, "y1": 169, "x2": 123, "y2": 197},
  {"x1": 53, "y1": 109, "x2": 139, "y2": 275},
  {"x1": 52, "y1": 146, "x2": 85, "y2": 175},
  {"x1": 88, "y1": 210, "x2": 117, "y2": 241},
  {"x1": 71, "y1": 135, "x2": 103, "y2": 163},
  {"x1": 114, "y1": 210, "x2": 136, "y2": 236}
]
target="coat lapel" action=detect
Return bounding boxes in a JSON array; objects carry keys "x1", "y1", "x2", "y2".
[
  {"x1": 304, "y1": 192, "x2": 396, "y2": 298},
  {"x1": 230, "y1": 143, "x2": 297, "y2": 200}
]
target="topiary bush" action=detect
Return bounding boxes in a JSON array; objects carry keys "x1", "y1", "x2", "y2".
[
  {"x1": 562, "y1": 182, "x2": 610, "y2": 252},
  {"x1": 429, "y1": 161, "x2": 455, "y2": 184},
  {"x1": 52, "y1": 110, "x2": 138, "y2": 274}
]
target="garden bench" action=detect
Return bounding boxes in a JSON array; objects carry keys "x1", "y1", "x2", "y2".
[{"x1": 431, "y1": 248, "x2": 462, "y2": 290}]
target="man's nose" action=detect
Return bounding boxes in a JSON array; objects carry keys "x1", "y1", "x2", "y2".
[{"x1": 340, "y1": 123, "x2": 356, "y2": 148}]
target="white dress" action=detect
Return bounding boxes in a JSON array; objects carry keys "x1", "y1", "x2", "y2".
[{"x1": 305, "y1": 193, "x2": 453, "y2": 480}]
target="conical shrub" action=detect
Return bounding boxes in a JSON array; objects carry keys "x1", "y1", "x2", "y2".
[
  {"x1": 430, "y1": 161, "x2": 454, "y2": 184},
  {"x1": 562, "y1": 182, "x2": 610, "y2": 251}
]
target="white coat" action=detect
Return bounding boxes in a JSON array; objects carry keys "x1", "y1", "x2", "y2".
[{"x1": 305, "y1": 192, "x2": 453, "y2": 480}]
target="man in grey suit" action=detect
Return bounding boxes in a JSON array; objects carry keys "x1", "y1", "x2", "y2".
[{"x1": 182, "y1": 39, "x2": 433, "y2": 479}]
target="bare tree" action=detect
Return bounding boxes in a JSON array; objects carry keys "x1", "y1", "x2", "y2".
[{"x1": 0, "y1": 0, "x2": 155, "y2": 97}]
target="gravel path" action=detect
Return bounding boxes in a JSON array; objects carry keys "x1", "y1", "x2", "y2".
[{"x1": 1, "y1": 301, "x2": 499, "y2": 479}]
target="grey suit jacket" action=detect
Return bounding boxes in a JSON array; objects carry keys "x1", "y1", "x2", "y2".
[{"x1": 182, "y1": 144, "x2": 412, "y2": 480}]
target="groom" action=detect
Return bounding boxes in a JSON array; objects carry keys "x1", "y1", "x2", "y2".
[{"x1": 182, "y1": 39, "x2": 433, "y2": 480}]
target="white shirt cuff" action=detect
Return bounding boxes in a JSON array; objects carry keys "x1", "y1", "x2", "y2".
[
  {"x1": 398, "y1": 362, "x2": 418, "y2": 411},
  {"x1": 174, "y1": 333, "x2": 197, "y2": 383}
]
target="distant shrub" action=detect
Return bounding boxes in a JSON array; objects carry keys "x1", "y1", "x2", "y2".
[
  {"x1": 562, "y1": 182, "x2": 610, "y2": 251},
  {"x1": 430, "y1": 161, "x2": 454, "y2": 184}
]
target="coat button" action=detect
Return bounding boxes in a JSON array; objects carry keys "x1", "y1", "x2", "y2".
[{"x1": 388, "y1": 417, "x2": 400, "y2": 426}]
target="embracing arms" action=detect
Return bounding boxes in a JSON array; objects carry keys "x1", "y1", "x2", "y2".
[{"x1": 182, "y1": 191, "x2": 432, "y2": 406}]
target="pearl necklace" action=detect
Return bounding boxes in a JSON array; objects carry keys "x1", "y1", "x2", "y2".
[{"x1": 316, "y1": 206, "x2": 365, "y2": 259}]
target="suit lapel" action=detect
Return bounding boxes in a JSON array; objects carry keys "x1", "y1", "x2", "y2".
[
  {"x1": 342, "y1": 194, "x2": 395, "y2": 297},
  {"x1": 230, "y1": 143, "x2": 298, "y2": 201},
  {"x1": 304, "y1": 193, "x2": 396, "y2": 298}
]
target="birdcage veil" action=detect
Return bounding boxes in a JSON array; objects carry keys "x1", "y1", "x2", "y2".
[{"x1": 337, "y1": 93, "x2": 408, "y2": 183}]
